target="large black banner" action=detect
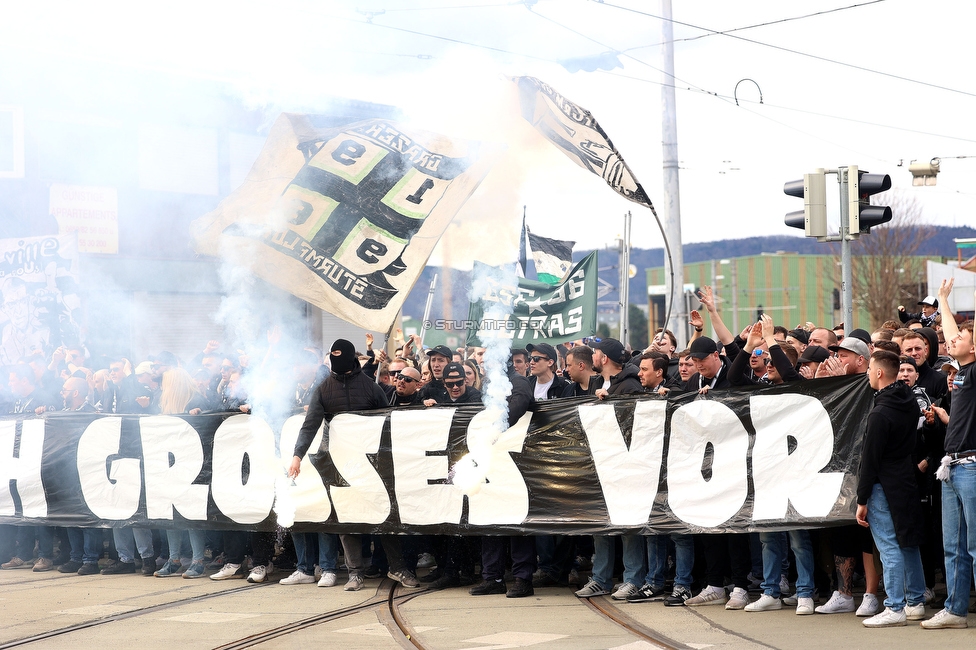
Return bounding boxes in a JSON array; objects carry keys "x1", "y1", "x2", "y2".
[{"x1": 0, "y1": 376, "x2": 871, "y2": 535}]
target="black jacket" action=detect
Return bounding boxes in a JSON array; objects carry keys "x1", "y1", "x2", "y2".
[
  {"x1": 561, "y1": 375, "x2": 601, "y2": 398},
  {"x1": 293, "y1": 366, "x2": 389, "y2": 459},
  {"x1": 606, "y1": 363, "x2": 643, "y2": 396},
  {"x1": 857, "y1": 380, "x2": 926, "y2": 548},
  {"x1": 728, "y1": 344, "x2": 800, "y2": 386},
  {"x1": 508, "y1": 372, "x2": 534, "y2": 426},
  {"x1": 528, "y1": 374, "x2": 570, "y2": 400}
]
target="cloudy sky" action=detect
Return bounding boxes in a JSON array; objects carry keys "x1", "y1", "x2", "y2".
[{"x1": 4, "y1": 0, "x2": 973, "y2": 267}]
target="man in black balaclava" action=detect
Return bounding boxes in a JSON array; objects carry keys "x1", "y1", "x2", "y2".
[{"x1": 287, "y1": 339, "x2": 420, "y2": 591}]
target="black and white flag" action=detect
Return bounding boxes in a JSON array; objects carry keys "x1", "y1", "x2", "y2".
[
  {"x1": 514, "y1": 76, "x2": 657, "y2": 216},
  {"x1": 191, "y1": 114, "x2": 499, "y2": 332}
]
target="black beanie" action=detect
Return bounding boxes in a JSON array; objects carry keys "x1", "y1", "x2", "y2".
[{"x1": 330, "y1": 339, "x2": 358, "y2": 374}]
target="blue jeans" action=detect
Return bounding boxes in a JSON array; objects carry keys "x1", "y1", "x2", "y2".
[
  {"x1": 867, "y1": 483, "x2": 925, "y2": 611},
  {"x1": 293, "y1": 532, "x2": 339, "y2": 575},
  {"x1": 642, "y1": 534, "x2": 694, "y2": 589},
  {"x1": 113, "y1": 528, "x2": 154, "y2": 563},
  {"x1": 759, "y1": 530, "x2": 815, "y2": 598},
  {"x1": 592, "y1": 535, "x2": 646, "y2": 590},
  {"x1": 66, "y1": 528, "x2": 102, "y2": 564},
  {"x1": 165, "y1": 529, "x2": 206, "y2": 563},
  {"x1": 941, "y1": 463, "x2": 976, "y2": 616}
]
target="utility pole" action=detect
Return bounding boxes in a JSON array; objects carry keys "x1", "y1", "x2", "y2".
[
  {"x1": 661, "y1": 0, "x2": 687, "y2": 347},
  {"x1": 618, "y1": 211, "x2": 632, "y2": 348}
]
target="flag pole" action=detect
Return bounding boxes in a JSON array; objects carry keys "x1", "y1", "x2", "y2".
[{"x1": 419, "y1": 273, "x2": 438, "y2": 348}]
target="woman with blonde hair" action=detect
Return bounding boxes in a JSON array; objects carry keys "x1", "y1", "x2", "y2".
[
  {"x1": 463, "y1": 359, "x2": 482, "y2": 391},
  {"x1": 155, "y1": 368, "x2": 209, "y2": 578}
]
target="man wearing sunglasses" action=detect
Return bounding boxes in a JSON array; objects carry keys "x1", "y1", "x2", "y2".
[
  {"x1": 525, "y1": 343, "x2": 568, "y2": 400},
  {"x1": 390, "y1": 366, "x2": 423, "y2": 406},
  {"x1": 439, "y1": 362, "x2": 481, "y2": 404}
]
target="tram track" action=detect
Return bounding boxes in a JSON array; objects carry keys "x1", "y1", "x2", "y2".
[
  {"x1": 0, "y1": 581, "x2": 272, "y2": 649},
  {"x1": 0, "y1": 571, "x2": 753, "y2": 650}
]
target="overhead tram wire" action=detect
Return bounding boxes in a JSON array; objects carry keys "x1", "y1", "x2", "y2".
[
  {"x1": 619, "y1": 0, "x2": 889, "y2": 49},
  {"x1": 595, "y1": 0, "x2": 976, "y2": 100}
]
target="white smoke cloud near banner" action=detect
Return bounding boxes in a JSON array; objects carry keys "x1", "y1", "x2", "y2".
[
  {"x1": 0, "y1": 234, "x2": 82, "y2": 366},
  {"x1": 190, "y1": 114, "x2": 501, "y2": 332}
]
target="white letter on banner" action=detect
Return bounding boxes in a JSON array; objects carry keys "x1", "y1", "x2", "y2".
[
  {"x1": 667, "y1": 401, "x2": 749, "y2": 527},
  {"x1": 578, "y1": 400, "x2": 666, "y2": 526},
  {"x1": 750, "y1": 394, "x2": 844, "y2": 520},
  {"x1": 278, "y1": 414, "x2": 331, "y2": 523},
  {"x1": 390, "y1": 408, "x2": 463, "y2": 525},
  {"x1": 0, "y1": 420, "x2": 47, "y2": 517},
  {"x1": 328, "y1": 413, "x2": 389, "y2": 524},
  {"x1": 141, "y1": 416, "x2": 209, "y2": 521},
  {"x1": 77, "y1": 417, "x2": 141, "y2": 519},
  {"x1": 467, "y1": 411, "x2": 532, "y2": 526},
  {"x1": 211, "y1": 415, "x2": 277, "y2": 524}
]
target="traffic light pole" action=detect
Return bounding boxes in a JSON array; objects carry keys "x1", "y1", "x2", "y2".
[{"x1": 838, "y1": 167, "x2": 854, "y2": 335}]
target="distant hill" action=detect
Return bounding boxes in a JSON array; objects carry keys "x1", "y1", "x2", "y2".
[{"x1": 403, "y1": 225, "x2": 976, "y2": 321}]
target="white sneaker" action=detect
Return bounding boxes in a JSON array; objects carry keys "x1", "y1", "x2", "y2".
[
  {"x1": 815, "y1": 590, "x2": 856, "y2": 614},
  {"x1": 247, "y1": 562, "x2": 272, "y2": 583},
  {"x1": 745, "y1": 594, "x2": 782, "y2": 612},
  {"x1": 344, "y1": 574, "x2": 365, "y2": 591},
  {"x1": 313, "y1": 565, "x2": 322, "y2": 580},
  {"x1": 686, "y1": 585, "x2": 726, "y2": 607},
  {"x1": 857, "y1": 592, "x2": 880, "y2": 617},
  {"x1": 210, "y1": 563, "x2": 244, "y2": 581},
  {"x1": 863, "y1": 607, "x2": 907, "y2": 628},
  {"x1": 905, "y1": 603, "x2": 926, "y2": 620},
  {"x1": 923, "y1": 587, "x2": 936, "y2": 604},
  {"x1": 318, "y1": 571, "x2": 337, "y2": 587},
  {"x1": 611, "y1": 582, "x2": 639, "y2": 600},
  {"x1": 279, "y1": 570, "x2": 315, "y2": 585},
  {"x1": 575, "y1": 580, "x2": 610, "y2": 598},
  {"x1": 783, "y1": 595, "x2": 798, "y2": 606},
  {"x1": 726, "y1": 587, "x2": 749, "y2": 610},
  {"x1": 920, "y1": 608, "x2": 968, "y2": 629},
  {"x1": 796, "y1": 597, "x2": 815, "y2": 615}
]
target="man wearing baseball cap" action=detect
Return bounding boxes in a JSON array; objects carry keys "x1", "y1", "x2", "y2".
[
  {"x1": 590, "y1": 338, "x2": 641, "y2": 396},
  {"x1": 898, "y1": 296, "x2": 940, "y2": 329},
  {"x1": 419, "y1": 345, "x2": 453, "y2": 403},
  {"x1": 525, "y1": 343, "x2": 568, "y2": 400}
]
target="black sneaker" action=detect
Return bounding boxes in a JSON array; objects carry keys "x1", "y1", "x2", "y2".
[
  {"x1": 470, "y1": 579, "x2": 506, "y2": 596},
  {"x1": 428, "y1": 573, "x2": 461, "y2": 591},
  {"x1": 101, "y1": 561, "x2": 135, "y2": 575},
  {"x1": 458, "y1": 572, "x2": 476, "y2": 586},
  {"x1": 364, "y1": 565, "x2": 383, "y2": 579},
  {"x1": 58, "y1": 560, "x2": 83, "y2": 574},
  {"x1": 627, "y1": 583, "x2": 669, "y2": 602},
  {"x1": 142, "y1": 562, "x2": 156, "y2": 576},
  {"x1": 418, "y1": 569, "x2": 442, "y2": 584},
  {"x1": 506, "y1": 577, "x2": 534, "y2": 598},
  {"x1": 532, "y1": 572, "x2": 562, "y2": 588},
  {"x1": 77, "y1": 562, "x2": 100, "y2": 576},
  {"x1": 663, "y1": 585, "x2": 692, "y2": 607}
]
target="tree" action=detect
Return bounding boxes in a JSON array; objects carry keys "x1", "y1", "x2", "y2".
[
  {"x1": 629, "y1": 304, "x2": 649, "y2": 350},
  {"x1": 849, "y1": 191, "x2": 934, "y2": 329}
]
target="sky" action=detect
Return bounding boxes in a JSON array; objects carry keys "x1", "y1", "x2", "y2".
[{"x1": 2, "y1": 0, "x2": 974, "y2": 269}]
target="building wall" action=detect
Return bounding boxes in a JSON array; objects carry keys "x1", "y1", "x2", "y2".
[{"x1": 648, "y1": 253, "x2": 935, "y2": 333}]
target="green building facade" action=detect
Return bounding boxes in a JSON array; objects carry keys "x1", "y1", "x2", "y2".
[{"x1": 647, "y1": 252, "x2": 936, "y2": 335}]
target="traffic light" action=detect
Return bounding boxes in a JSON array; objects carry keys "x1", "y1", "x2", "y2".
[
  {"x1": 783, "y1": 170, "x2": 827, "y2": 237},
  {"x1": 848, "y1": 165, "x2": 892, "y2": 233}
]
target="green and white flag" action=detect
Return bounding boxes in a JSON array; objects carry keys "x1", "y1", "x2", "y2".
[
  {"x1": 466, "y1": 252, "x2": 597, "y2": 347},
  {"x1": 528, "y1": 231, "x2": 574, "y2": 285}
]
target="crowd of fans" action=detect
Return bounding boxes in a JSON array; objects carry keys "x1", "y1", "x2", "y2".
[{"x1": 0, "y1": 279, "x2": 974, "y2": 630}]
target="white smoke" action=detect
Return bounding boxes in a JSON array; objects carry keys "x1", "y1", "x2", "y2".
[{"x1": 450, "y1": 261, "x2": 519, "y2": 495}]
